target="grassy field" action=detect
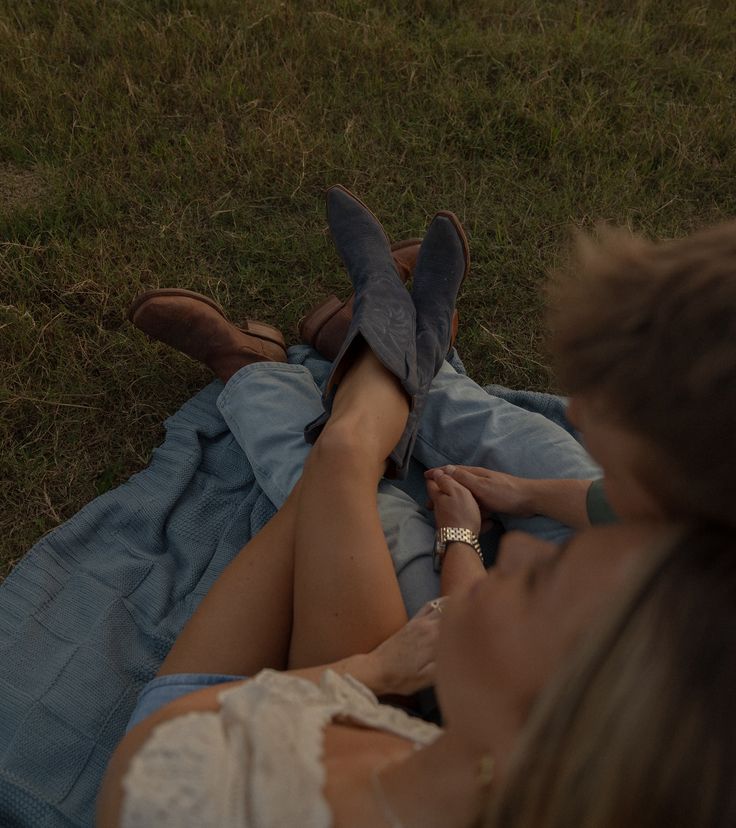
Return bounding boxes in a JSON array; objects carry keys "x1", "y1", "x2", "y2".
[{"x1": 1, "y1": 0, "x2": 735, "y2": 577}]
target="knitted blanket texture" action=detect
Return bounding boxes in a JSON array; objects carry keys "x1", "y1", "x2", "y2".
[{"x1": 0, "y1": 348, "x2": 569, "y2": 827}]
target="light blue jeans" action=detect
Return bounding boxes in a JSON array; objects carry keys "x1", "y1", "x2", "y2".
[{"x1": 216, "y1": 353, "x2": 599, "y2": 618}]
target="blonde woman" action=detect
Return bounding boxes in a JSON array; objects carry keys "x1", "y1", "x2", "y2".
[
  {"x1": 486, "y1": 522, "x2": 736, "y2": 828},
  {"x1": 97, "y1": 189, "x2": 714, "y2": 827}
]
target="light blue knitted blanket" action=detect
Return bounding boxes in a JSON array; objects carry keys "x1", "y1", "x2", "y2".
[{"x1": 0, "y1": 348, "x2": 569, "y2": 827}]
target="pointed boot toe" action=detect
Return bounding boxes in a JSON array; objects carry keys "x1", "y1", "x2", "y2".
[{"x1": 325, "y1": 185, "x2": 396, "y2": 282}]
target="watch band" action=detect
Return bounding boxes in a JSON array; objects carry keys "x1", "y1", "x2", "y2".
[{"x1": 433, "y1": 527, "x2": 483, "y2": 572}]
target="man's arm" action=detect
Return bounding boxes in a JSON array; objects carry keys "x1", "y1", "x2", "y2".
[
  {"x1": 518, "y1": 476, "x2": 593, "y2": 529},
  {"x1": 428, "y1": 466, "x2": 598, "y2": 530}
]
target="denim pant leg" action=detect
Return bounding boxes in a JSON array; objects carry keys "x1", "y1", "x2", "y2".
[
  {"x1": 216, "y1": 363, "x2": 320, "y2": 506},
  {"x1": 378, "y1": 486, "x2": 439, "y2": 617},
  {"x1": 414, "y1": 362, "x2": 602, "y2": 541},
  {"x1": 216, "y1": 362, "x2": 439, "y2": 614}
]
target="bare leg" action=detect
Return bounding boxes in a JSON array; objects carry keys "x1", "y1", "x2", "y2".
[
  {"x1": 158, "y1": 349, "x2": 412, "y2": 676},
  {"x1": 156, "y1": 482, "x2": 302, "y2": 677},
  {"x1": 288, "y1": 347, "x2": 411, "y2": 668}
]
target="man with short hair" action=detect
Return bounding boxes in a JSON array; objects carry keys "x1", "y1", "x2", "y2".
[{"x1": 434, "y1": 220, "x2": 736, "y2": 531}]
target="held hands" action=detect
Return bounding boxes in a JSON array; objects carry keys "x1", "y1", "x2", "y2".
[
  {"x1": 424, "y1": 467, "x2": 482, "y2": 534},
  {"x1": 425, "y1": 465, "x2": 534, "y2": 522},
  {"x1": 368, "y1": 600, "x2": 445, "y2": 695},
  {"x1": 368, "y1": 467, "x2": 536, "y2": 695}
]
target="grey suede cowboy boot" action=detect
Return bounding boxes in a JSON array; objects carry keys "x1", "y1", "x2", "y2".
[
  {"x1": 303, "y1": 186, "x2": 419, "y2": 459},
  {"x1": 395, "y1": 211, "x2": 470, "y2": 472},
  {"x1": 304, "y1": 186, "x2": 468, "y2": 479}
]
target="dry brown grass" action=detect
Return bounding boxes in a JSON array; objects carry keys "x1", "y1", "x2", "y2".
[{"x1": 2, "y1": 0, "x2": 735, "y2": 576}]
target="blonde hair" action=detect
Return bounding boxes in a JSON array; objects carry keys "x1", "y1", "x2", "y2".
[
  {"x1": 547, "y1": 221, "x2": 736, "y2": 526},
  {"x1": 484, "y1": 524, "x2": 736, "y2": 828}
]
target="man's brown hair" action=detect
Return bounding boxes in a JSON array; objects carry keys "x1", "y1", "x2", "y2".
[{"x1": 546, "y1": 220, "x2": 736, "y2": 526}]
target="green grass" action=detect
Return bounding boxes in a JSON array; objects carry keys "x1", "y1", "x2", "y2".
[{"x1": 2, "y1": 0, "x2": 735, "y2": 576}]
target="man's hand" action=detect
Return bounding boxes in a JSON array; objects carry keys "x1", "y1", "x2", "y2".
[
  {"x1": 426, "y1": 466, "x2": 596, "y2": 530},
  {"x1": 426, "y1": 465, "x2": 534, "y2": 519},
  {"x1": 425, "y1": 468, "x2": 482, "y2": 533}
]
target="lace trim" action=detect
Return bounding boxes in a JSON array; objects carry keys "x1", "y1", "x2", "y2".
[
  {"x1": 122, "y1": 669, "x2": 441, "y2": 828},
  {"x1": 122, "y1": 712, "x2": 236, "y2": 827}
]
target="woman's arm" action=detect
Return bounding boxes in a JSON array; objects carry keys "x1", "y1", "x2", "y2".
[
  {"x1": 425, "y1": 469, "x2": 486, "y2": 596},
  {"x1": 97, "y1": 608, "x2": 439, "y2": 828},
  {"x1": 97, "y1": 655, "x2": 376, "y2": 828}
]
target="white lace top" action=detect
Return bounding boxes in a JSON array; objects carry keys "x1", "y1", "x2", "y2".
[{"x1": 121, "y1": 669, "x2": 442, "y2": 827}]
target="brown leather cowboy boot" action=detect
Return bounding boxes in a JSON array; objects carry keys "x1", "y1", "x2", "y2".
[
  {"x1": 299, "y1": 238, "x2": 460, "y2": 362},
  {"x1": 128, "y1": 288, "x2": 287, "y2": 382}
]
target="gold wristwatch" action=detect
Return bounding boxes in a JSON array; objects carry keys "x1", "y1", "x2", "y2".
[{"x1": 433, "y1": 527, "x2": 483, "y2": 572}]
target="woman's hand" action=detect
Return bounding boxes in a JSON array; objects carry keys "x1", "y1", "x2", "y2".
[
  {"x1": 426, "y1": 465, "x2": 534, "y2": 519},
  {"x1": 367, "y1": 600, "x2": 444, "y2": 695},
  {"x1": 425, "y1": 468, "x2": 482, "y2": 534}
]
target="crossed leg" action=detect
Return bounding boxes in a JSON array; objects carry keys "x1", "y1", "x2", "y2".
[
  {"x1": 217, "y1": 358, "x2": 441, "y2": 617},
  {"x1": 157, "y1": 348, "x2": 410, "y2": 678},
  {"x1": 216, "y1": 352, "x2": 601, "y2": 624}
]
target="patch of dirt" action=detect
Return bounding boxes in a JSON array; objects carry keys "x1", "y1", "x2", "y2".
[{"x1": 0, "y1": 163, "x2": 45, "y2": 212}]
